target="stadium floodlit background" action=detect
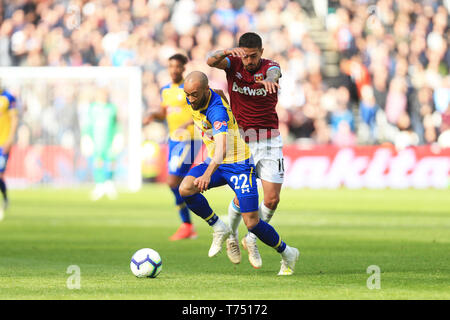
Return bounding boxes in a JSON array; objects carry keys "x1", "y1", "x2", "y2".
[{"x1": 0, "y1": 0, "x2": 449, "y2": 301}]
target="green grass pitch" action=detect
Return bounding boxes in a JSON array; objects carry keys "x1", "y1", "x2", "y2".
[{"x1": 0, "y1": 184, "x2": 449, "y2": 300}]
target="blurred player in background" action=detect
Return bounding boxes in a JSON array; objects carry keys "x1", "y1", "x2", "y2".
[
  {"x1": 143, "y1": 54, "x2": 202, "y2": 241},
  {"x1": 207, "y1": 32, "x2": 286, "y2": 269},
  {"x1": 82, "y1": 88, "x2": 121, "y2": 201},
  {"x1": 0, "y1": 85, "x2": 18, "y2": 221},
  {"x1": 178, "y1": 71, "x2": 299, "y2": 275}
]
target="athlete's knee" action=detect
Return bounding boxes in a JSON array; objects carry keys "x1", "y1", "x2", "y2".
[
  {"x1": 242, "y1": 211, "x2": 260, "y2": 230},
  {"x1": 167, "y1": 175, "x2": 182, "y2": 189},
  {"x1": 233, "y1": 196, "x2": 240, "y2": 208},
  {"x1": 178, "y1": 177, "x2": 197, "y2": 198},
  {"x1": 264, "y1": 194, "x2": 280, "y2": 211}
]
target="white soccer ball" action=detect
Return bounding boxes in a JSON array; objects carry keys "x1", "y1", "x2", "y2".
[{"x1": 130, "y1": 248, "x2": 162, "y2": 278}]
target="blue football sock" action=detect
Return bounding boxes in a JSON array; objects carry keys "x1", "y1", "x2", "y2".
[
  {"x1": 249, "y1": 220, "x2": 287, "y2": 253},
  {"x1": 183, "y1": 193, "x2": 218, "y2": 226},
  {"x1": 170, "y1": 187, "x2": 191, "y2": 224},
  {"x1": 0, "y1": 178, "x2": 7, "y2": 202},
  {"x1": 178, "y1": 204, "x2": 191, "y2": 224}
]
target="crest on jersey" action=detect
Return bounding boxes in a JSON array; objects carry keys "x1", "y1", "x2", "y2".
[
  {"x1": 254, "y1": 73, "x2": 264, "y2": 81},
  {"x1": 213, "y1": 121, "x2": 227, "y2": 130}
]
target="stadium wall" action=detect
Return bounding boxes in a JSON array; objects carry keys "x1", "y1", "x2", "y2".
[{"x1": 153, "y1": 144, "x2": 450, "y2": 189}]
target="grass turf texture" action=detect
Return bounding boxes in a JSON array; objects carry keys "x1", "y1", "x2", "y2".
[{"x1": 0, "y1": 185, "x2": 449, "y2": 300}]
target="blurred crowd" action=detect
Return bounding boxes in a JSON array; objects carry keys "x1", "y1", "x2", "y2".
[{"x1": 0, "y1": 0, "x2": 449, "y2": 149}]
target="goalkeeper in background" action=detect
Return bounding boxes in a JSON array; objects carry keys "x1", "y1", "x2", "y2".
[{"x1": 82, "y1": 88, "x2": 122, "y2": 201}]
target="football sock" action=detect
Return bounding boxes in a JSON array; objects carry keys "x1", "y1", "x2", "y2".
[
  {"x1": 178, "y1": 204, "x2": 191, "y2": 224},
  {"x1": 183, "y1": 193, "x2": 218, "y2": 226},
  {"x1": 249, "y1": 220, "x2": 286, "y2": 253},
  {"x1": 259, "y1": 201, "x2": 275, "y2": 223},
  {"x1": 247, "y1": 201, "x2": 276, "y2": 242},
  {"x1": 228, "y1": 199, "x2": 242, "y2": 236},
  {"x1": 0, "y1": 178, "x2": 7, "y2": 202},
  {"x1": 93, "y1": 165, "x2": 106, "y2": 183},
  {"x1": 170, "y1": 187, "x2": 191, "y2": 224}
]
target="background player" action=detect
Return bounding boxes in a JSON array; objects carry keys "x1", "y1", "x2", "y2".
[
  {"x1": 82, "y1": 88, "x2": 120, "y2": 201},
  {"x1": 143, "y1": 54, "x2": 202, "y2": 241},
  {"x1": 178, "y1": 71, "x2": 299, "y2": 275},
  {"x1": 207, "y1": 32, "x2": 284, "y2": 269},
  {"x1": 0, "y1": 86, "x2": 18, "y2": 221}
]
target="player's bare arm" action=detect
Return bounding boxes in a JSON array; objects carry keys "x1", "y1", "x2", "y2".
[
  {"x1": 212, "y1": 89, "x2": 229, "y2": 105},
  {"x1": 255, "y1": 67, "x2": 281, "y2": 95},
  {"x1": 194, "y1": 133, "x2": 227, "y2": 192},
  {"x1": 142, "y1": 107, "x2": 167, "y2": 125},
  {"x1": 206, "y1": 48, "x2": 246, "y2": 69},
  {"x1": 173, "y1": 118, "x2": 194, "y2": 137}
]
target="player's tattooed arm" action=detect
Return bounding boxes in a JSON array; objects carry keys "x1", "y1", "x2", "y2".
[
  {"x1": 266, "y1": 67, "x2": 282, "y2": 83},
  {"x1": 255, "y1": 67, "x2": 281, "y2": 94},
  {"x1": 206, "y1": 50, "x2": 228, "y2": 69},
  {"x1": 206, "y1": 48, "x2": 246, "y2": 69}
]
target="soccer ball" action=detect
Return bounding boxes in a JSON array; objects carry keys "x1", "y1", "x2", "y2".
[{"x1": 130, "y1": 248, "x2": 162, "y2": 278}]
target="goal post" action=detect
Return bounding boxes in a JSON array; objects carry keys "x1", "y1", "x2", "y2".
[{"x1": 0, "y1": 66, "x2": 143, "y2": 191}]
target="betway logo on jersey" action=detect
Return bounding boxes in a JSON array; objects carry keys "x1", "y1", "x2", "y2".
[{"x1": 232, "y1": 82, "x2": 267, "y2": 96}]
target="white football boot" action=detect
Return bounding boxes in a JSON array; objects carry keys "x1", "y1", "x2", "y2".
[
  {"x1": 242, "y1": 235, "x2": 262, "y2": 269},
  {"x1": 208, "y1": 220, "x2": 231, "y2": 257},
  {"x1": 90, "y1": 183, "x2": 105, "y2": 201},
  {"x1": 278, "y1": 246, "x2": 300, "y2": 276},
  {"x1": 226, "y1": 235, "x2": 241, "y2": 264},
  {"x1": 104, "y1": 180, "x2": 118, "y2": 200}
]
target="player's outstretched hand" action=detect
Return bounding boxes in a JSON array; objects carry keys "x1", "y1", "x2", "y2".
[
  {"x1": 225, "y1": 47, "x2": 246, "y2": 57},
  {"x1": 255, "y1": 80, "x2": 280, "y2": 94},
  {"x1": 194, "y1": 175, "x2": 210, "y2": 193}
]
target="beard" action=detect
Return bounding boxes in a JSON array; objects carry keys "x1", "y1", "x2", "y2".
[{"x1": 192, "y1": 94, "x2": 208, "y2": 110}]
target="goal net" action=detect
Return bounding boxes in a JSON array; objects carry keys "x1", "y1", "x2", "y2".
[{"x1": 0, "y1": 67, "x2": 142, "y2": 191}]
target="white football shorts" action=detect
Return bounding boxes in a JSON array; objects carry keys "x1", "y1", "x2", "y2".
[{"x1": 247, "y1": 135, "x2": 285, "y2": 184}]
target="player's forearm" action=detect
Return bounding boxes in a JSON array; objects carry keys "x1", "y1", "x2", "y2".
[
  {"x1": 144, "y1": 109, "x2": 166, "y2": 124},
  {"x1": 206, "y1": 50, "x2": 228, "y2": 67},
  {"x1": 205, "y1": 135, "x2": 227, "y2": 176},
  {"x1": 181, "y1": 119, "x2": 194, "y2": 129},
  {"x1": 152, "y1": 110, "x2": 166, "y2": 121}
]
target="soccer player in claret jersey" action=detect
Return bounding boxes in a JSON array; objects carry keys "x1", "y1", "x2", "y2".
[
  {"x1": 207, "y1": 32, "x2": 290, "y2": 270},
  {"x1": 143, "y1": 54, "x2": 202, "y2": 241},
  {"x1": 0, "y1": 86, "x2": 18, "y2": 221},
  {"x1": 178, "y1": 71, "x2": 299, "y2": 275}
]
